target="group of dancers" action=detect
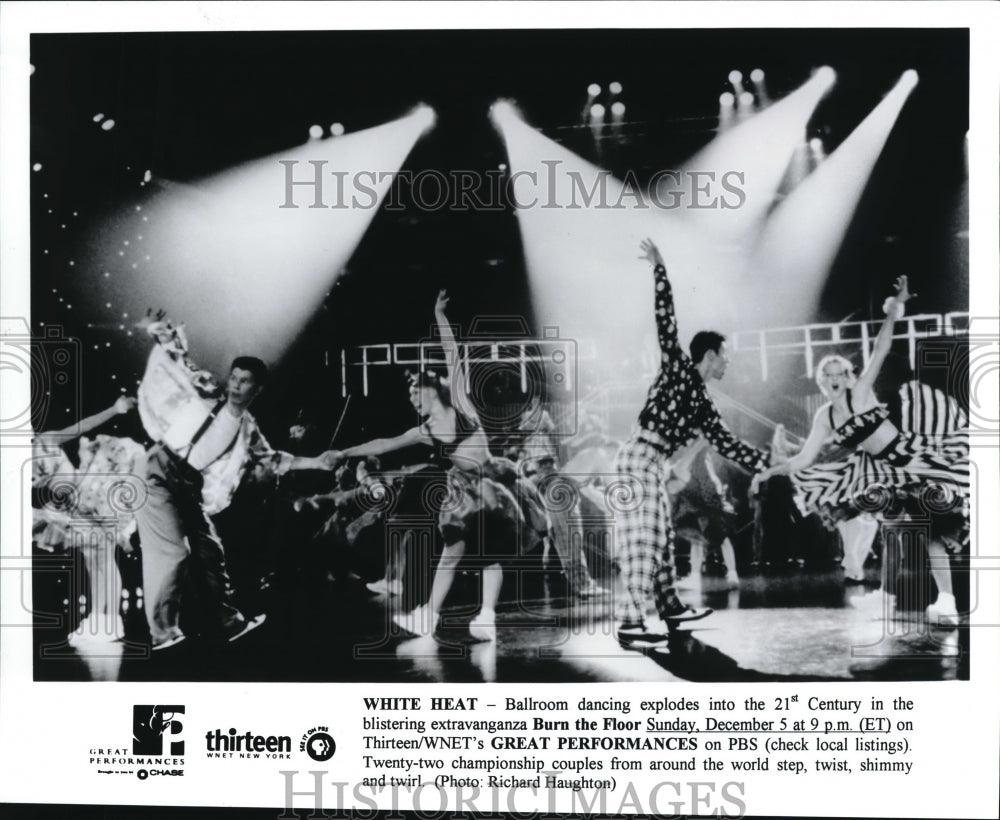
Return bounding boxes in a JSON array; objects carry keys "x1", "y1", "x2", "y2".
[{"x1": 31, "y1": 239, "x2": 970, "y2": 655}]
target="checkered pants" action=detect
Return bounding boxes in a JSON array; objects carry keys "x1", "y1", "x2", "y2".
[{"x1": 613, "y1": 429, "x2": 677, "y2": 626}]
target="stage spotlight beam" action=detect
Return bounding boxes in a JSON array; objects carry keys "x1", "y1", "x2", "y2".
[
  {"x1": 91, "y1": 108, "x2": 436, "y2": 375},
  {"x1": 748, "y1": 70, "x2": 920, "y2": 325},
  {"x1": 670, "y1": 67, "x2": 837, "y2": 239},
  {"x1": 492, "y1": 102, "x2": 754, "y2": 392}
]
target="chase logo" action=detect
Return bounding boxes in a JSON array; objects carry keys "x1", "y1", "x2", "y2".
[{"x1": 133, "y1": 705, "x2": 185, "y2": 755}]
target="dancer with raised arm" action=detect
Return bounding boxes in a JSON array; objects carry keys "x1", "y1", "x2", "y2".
[
  {"x1": 134, "y1": 311, "x2": 336, "y2": 650},
  {"x1": 614, "y1": 239, "x2": 770, "y2": 650},
  {"x1": 752, "y1": 276, "x2": 969, "y2": 626},
  {"x1": 330, "y1": 291, "x2": 544, "y2": 641}
]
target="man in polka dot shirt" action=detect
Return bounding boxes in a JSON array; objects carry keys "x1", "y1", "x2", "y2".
[{"x1": 613, "y1": 239, "x2": 770, "y2": 650}]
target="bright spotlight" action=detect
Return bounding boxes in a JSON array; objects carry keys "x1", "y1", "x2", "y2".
[
  {"x1": 719, "y1": 92, "x2": 735, "y2": 107},
  {"x1": 96, "y1": 109, "x2": 433, "y2": 375},
  {"x1": 330, "y1": 122, "x2": 345, "y2": 137},
  {"x1": 609, "y1": 81, "x2": 623, "y2": 95},
  {"x1": 750, "y1": 68, "x2": 765, "y2": 83},
  {"x1": 738, "y1": 91, "x2": 755, "y2": 108},
  {"x1": 411, "y1": 103, "x2": 436, "y2": 132},
  {"x1": 308, "y1": 124, "x2": 324, "y2": 140},
  {"x1": 490, "y1": 99, "x2": 518, "y2": 126},
  {"x1": 728, "y1": 70, "x2": 743, "y2": 85},
  {"x1": 814, "y1": 66, "x2": 837, "y2": 89},
  {"x1": 587, "y1": 83, "x2": 601, "y2": 97},
  {"x1": 610, "y1": 101, "x2": 626, "y2": 117},
  {"x1": 750, "y1": 67, "x2": 919, "y2": 325},
  {"x1": 900, "y1": 69, "x2": 919, "y2": 90},
  {"x1": 590, "y1": 103, "x2": 606, "y2": 119},
  {"x1": 809, "y1": 137, "x2": 823, "y2": 151}
]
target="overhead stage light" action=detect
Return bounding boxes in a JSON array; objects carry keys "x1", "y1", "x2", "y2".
[
  {"x1": 90, "y1": 108, "x2": 437, "y2": 375},
  {"x1": 609, "y1": 81, "x2": 623, "y2": 95},
  {"x1": 748, "y1": 68, "x2": 920, "y2": 325},
  {"x1": 587, "y1": 83, "x2": 601, "y2": 97},
  {"x1": 411, "y1": 103, "x2": 437, "y2": 133}
]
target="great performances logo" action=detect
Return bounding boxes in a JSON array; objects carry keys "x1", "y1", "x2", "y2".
[
  {"x1": 87, "y1": 705, "x2": 186, "y2": 780},
  {"x1": 134, "y1": 705, "x2": 185, "y2": 755},
  {"x1": 302, "y1": 727, "x2": 337, "y2": 762}
]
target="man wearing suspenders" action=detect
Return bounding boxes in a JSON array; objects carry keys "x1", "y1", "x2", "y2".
[{"x1": 135, "y1": 313, "x2": 334, "y2": 650}]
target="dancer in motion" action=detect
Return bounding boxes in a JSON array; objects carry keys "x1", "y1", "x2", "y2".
[
  {"x1": 615, "y1": 239, "x2": 770, "y2": 649},
  {"x1": 752, "y1": 276, "x2": 969, "y2": 626},
  {"x1": 330, "y1": 290, "x2": 544, "y2": 641},
  {"x1": 134, "y1": 311, "x2": 336, "y2": 650},
  {"x1": 33, "y1": 395, "x2": 142, "y2": 642}
]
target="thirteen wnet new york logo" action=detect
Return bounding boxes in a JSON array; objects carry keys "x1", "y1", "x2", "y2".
[{"x1": 133, "y1": 705, "x2": 185, "y2": 755}]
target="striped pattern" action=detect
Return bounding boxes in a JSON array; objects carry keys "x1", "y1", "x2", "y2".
[
  {"x1": 792, "y1": 382, "x2": 969, "y2": 527},
  {"x1": 899, "y1": 380, "x2": 967, "y2": 436}
]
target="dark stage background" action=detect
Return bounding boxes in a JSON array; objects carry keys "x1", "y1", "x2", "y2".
[{"x1": 29, "y1": 28, "x2": 969, "y2": 449}]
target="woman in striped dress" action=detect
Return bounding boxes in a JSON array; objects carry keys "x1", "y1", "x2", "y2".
[{"x1": 752, "y1": 276, "x2": 969, "y2": 627}]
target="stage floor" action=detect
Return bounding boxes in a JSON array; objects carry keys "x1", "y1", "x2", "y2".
[{"x1": 34, "y1": 567, "x2": 968, "y2": 683}]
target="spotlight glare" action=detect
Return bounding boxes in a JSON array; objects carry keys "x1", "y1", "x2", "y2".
[
  {"x1": 728, "y1": 70, "x2": 743, "y2": 85},
  {"x1": 589, "y1": 103, "x2": 606, "y2": 119},
  {"x1": 750, "y1": 68, "x2": 765, "y2": 83},
  {"x1": 809, "y1": 137, "x2": 823, "y2": 150},
  {"x1": 308, "y1": 124, "x2": 324, "y2": 140},
  {"x1": 738, "y1": 91, "x2": 755, "y2": 107},
  {"x1": 412, "y1": 103, "x2": 436, "y2": 131},
  {"x1": 719, "y1": 92, "x2": 735, "y2": 107},
  {"x1": 587, "y1": 83, "x2": 601, "y2": 97},
  {"x1": 490, "y1": 99, "x2": 517, "y2": 126},
  {"x1": 815, "y1": 66, "x2": 837, "y2": 88},
  {"x1": 330, "y1": 122, "x2": 345, "y2": 136},
  {"x1": 610, "y1": 101, "x2": 626, "y2": 117},
  {"x1": 609, "y1": 81, "x2": 623, "y2": 95},
  {"x1": 900, "y1": 69, "x2": 919, "y2": 90}
]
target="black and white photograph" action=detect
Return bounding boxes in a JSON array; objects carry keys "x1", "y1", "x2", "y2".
[
  {"x1": 19, "y1": 24, "x2": 979, "y2": 684},
  {"x1": 1, "y1": 3, "x2": 998, "y2": 817}
]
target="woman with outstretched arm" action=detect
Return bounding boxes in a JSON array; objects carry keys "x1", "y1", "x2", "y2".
[
  {"x1": 753, "y1": 276, "x2": 970, "y2": 626},
  {"x1": 330, "y1": 290, "x2": 544, "y2": 641}
]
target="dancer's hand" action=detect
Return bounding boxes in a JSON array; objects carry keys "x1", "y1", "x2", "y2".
[
  {"x1": 134, "y1": 307, "x2": 168, "y2": 331},
  {"x1": 639, "y1": 238, "x2": 664, "y2": 268},
  {"x1": 293, "y1": 495, "x2": 320, "y2": 513},
  {"x1": 114, "y1": 395, "x2": 137, "y2": 414},
  {"x1": 319, "y1": 450, "x2": 344, "y2": 470},
  {"x1": 135, "y1": 308, "x2": 175, "y2": 342},
  {"x1": 894, "y1": 275, "x2": 915, "y2": 303},
  {"x1": 434, "y1": 289, "x2": 449, "y2": 316},
  {"x1": 749, "y1": 470, "x2": 772, "y2": 497}
]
